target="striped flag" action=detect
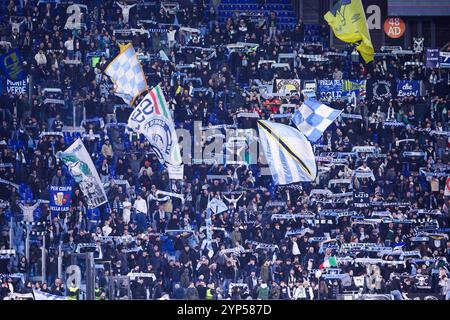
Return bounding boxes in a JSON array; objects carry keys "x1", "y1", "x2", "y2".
[
  {"x1": 292, "y1": 98, "x2": 342, "y2": 143},
  {"x1": 105, "y1": 43, "x2": 148, "y2": 105},
  {"x1": 128, "y1": 85, "x2": 183, "y2": 179},
  {"x1": 257, "y1": 120, "x2": 317, "y2": 185}
]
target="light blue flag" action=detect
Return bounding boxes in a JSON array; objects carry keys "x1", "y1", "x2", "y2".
[
  {"x1": 105, "y1": 43, "x2": 147, "y2": 105},
  {"x1": 257, "y1": 120, "x2": 317, "y2": 185},
  {"x1": 292, "y1": 98, "x2": 342, "y2": 143}
]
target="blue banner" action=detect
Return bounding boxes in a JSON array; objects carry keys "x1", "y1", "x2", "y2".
[
  {"x1": 317, "y1": 80, "x2": 343, "y2": 99},
  {"x1": 6, "y1": 78, "x2": 28, "y2": 95},
  {"x1": 318, "y1": 80, "x2": 366, "y2": 100},
  {"x1": 439, "y1": 51, "x2": 450, "y2": 68},
  {"x1": 341, "y1": 80, "x2": 366, "y2": 99},
  {"x1": 397, "y1": 80, "x2": 420, "y2": 97},
  {"x1": 0, "y1": 49, "x2": 27, "y2": 81},
  {"x1": 49, "y1": 185, "x2": 72, "y2": 214},
  {"x1": 426, "y1": 48, "x2": 440, "y2": 68},
  {"x1": 366, "y1": 79, "x2": 396, "y2": 100}
]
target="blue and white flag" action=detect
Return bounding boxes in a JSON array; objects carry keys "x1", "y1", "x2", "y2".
[
  {"x1": 105, "y1": 43, "x2": 148, "y2": 105},
  {"x1": 128, "y1": 85, "x2": 183, "y2": 180},
  {"x1": 207, "y1": 198, "x2": 228, "y2": 214},
  {"x1": 292, "y1": 98, "x2": 342, "y2": 143},
  {"x1": 33, "y1": 289, "x2": 69, "y2": 301},
  {"x1": 439, "y1": 51, "x2": 450, "y2": 68},
  {"x1": 397, "y1": 80, "x2": 420, "y2": 97},
  {"x1": 257, "y1": 120, "x2": 317, "y2": 185}
]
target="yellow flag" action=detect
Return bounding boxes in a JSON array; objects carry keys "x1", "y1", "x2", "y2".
[
  {"x1": 324, "y1": 0, "x2": 374, "y2": 63},
  {"x1": 118, "y1": 42, "x2": 132, "y2": 54}
]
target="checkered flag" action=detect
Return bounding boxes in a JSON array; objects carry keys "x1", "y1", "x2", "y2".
[
  {"x1": 105, "y1": 43, "x2": 147, "y2": 105},
  {"x1": 292, "y1": 98, "x2": 342, "y2": 143}
]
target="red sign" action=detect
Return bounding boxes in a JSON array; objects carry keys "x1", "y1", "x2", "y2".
[{"x1": 384, "y1": 17, "x2": 406, "y2": 39}]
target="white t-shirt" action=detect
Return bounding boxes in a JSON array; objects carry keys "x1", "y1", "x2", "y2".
[
  {"x1": 65, "y1": 39, "x2": 74, "y2": 51},
  {"x1": 292, "y1": 241, "x2": 300, "y2": 256},
  {"x1": 102, "y1": 224, "x2": 112, "y2": 236},
  {"x1": 134, "y1": 198, "x2": 147, "y2": 215},
  {"x1": 167, "y1": 30, "x2": 176, "y2": 42},
  {"x1": 123, "y1": 201, "x2": 131, "y2": 223}
]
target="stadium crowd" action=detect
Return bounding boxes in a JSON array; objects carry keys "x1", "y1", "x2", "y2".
[{"x1": 0, "y1": 0, "x2": 450, "y2": 300}]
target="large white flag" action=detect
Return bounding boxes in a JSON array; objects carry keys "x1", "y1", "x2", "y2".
[
  {"x1": 33, "y1": 289, "x2": 69, "y2": 301},
  {"x1": 258, "y1": 120, "x2": 317, "y2": 185},
  {"x1": 128, "y1": 85, "x2": 183, "y2": 180},
  {"x1": 207, "y1": 198, "x2": 228, "y2": 214},
  {"x1": 59, "y1": 138, "x2": 107, "y2": 209}
]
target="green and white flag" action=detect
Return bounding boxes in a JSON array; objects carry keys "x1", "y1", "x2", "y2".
[
  {"x1": 59, "y1": 138, "x2": 107, "y2": 209},
  {"x1": 128, "y1": 85, "x2": 183, "y2": 180},
  {"x1": 319, "y1": 256, "x2": 338, "y2": 269}
]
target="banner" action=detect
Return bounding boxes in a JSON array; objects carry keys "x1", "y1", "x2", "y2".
[
  {"x1": 59, "y1": 139, "x2": 107, "y2": 209},
  {"x1": 426, "y1": 48, "x2": 440, "y2": 68},
  {"x1": 49, "y1": 185, "x2": 72, "y2": 213},
  {"x1": 0, "y1": 49, "x2": 27, "y2": 81},
  {"x1": 402, "y1": 293, "x2": 443, "y2": 300},
  {"x1": 128, "y1": 85, "x2": 183, "y2": 180},
  {"x1": 32, "y1": 289, "x2": 69, "y2": 301},
  {"x1": 317, "y1": 80, "x2": 343, "y2": 99},
  {"x1": 6, "y1": 78, "x2": 28, "y2": 95},
  {"x1": 439, "y1": 51, "x2": 450, "y2": 68},
  {"x1": 414, "y1": 275, "x2": 432, "y2": 290},
  {"x1": 353, "y1": 191, "x2": 370, "y2": 208},
  {"x1": 367, "y1": 79, "x2": 396, "y2": 100},
  {"x1": 276, "y1": 79, "x2": 301, "y2": 94},
  {"x1": 341, "y1": 80, "x2": 366, "y2": 99},
  {"x1": 397, "y1": 80, "x2": 420, "y2": 97}
]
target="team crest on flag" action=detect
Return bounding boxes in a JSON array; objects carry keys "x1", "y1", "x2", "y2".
[
  {"x1": 128, "y1": 85, "x2": 183, "y2": 179},
  {"x1": 105, "y1": 43, "x2": 148, "y2": 105},
  {"x1": 324, "y1": 0, "x2": 374, "y2": 63}
]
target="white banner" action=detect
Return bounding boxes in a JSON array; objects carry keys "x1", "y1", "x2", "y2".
[
  {"x1": 59, "y1": 138, "x2": 107, "y2": 209},
  {"x1": 33, "y1": 289, "x2": 69, "y2": 300}
]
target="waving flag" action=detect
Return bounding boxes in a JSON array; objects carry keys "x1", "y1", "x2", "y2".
[
  {"x1": 0, "y1": 49, "x2": 27, "y2": 81},
  {"x1": 292, "y1": 98, "x2": 342, "y2": 143},
  {"x1": 128, "y1": 85, "x2": 183, "y2": 180},
  {"x1": 324, "y1": 0, "x2": 374, "y2": 63},
  {"x1": 257, "y1": 120, "x2": 317, "y2": 185},
  {"x1": 59, "y1": 139, "x2": 107, "y2": 209},
  {"x1": 105, "y1": 43, "x2": 148, "y2": 105},
  {"x1": 207, "y1": 198, "x2": 228, "y2": 214},
  {"x1": 33, "y1": 289, "x2": 69, "y2": 301},
  {"x1": 320, "y1": 256, "x2": 338, "y2": 269}
]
